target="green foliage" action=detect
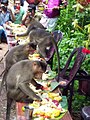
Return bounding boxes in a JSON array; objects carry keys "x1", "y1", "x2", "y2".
[
  {"x1": 53, "y1": 0, "x2": 90, "y2": 73},
  {"x1": 72, "y1": 80, "x2": 90, "y2": 111},
  {"x1": 52, "y1": 0, "x2": 90, "y2": 112},
  {"x1": 72, "y1": 93, "x2": 90, "y2": 111}
]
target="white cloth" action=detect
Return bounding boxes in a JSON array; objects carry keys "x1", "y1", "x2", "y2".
[{"x1": 40, "y1": 14, "x2": 58, "y2": 32}]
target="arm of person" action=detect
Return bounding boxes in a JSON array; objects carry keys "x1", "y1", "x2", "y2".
[
  {"x1": 22, "y1": 11, "x2": 31, "y2": 25},
  {"x1": 7, "y1": 7, "x2": 16, "y2": 22}
]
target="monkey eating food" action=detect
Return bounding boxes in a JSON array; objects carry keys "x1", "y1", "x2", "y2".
[
  {"x1": 0, "y1": 43, "x2": 36, "y2": 95},
  {"x1": 5, "y1": 59, "x2": 47, "y2": 120},
  {"x1": 19, "y1": 17, "x2": 45, "y2": 37},
  {"x1": 17, "y1": 28, "x2": 61, "y2": 82}
]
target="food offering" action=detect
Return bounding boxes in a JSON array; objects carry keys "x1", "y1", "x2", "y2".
[
  {"x1": 5, "y1": 22, "x2": 29, "y2": 44},
  {"x1": 22, "y1": 92, "x2": 67, "y2": 120},
  {"x1": 17, "y1": 71, "x2": 68, "y2": 120},
  {"x1": 8, "y1": 23, "x2": 26, "y2": 34},
  {"x1": 28, "y1": 53, "x2": 42, "y2": 61},
  {"x1": 17, "y1": 53, "x2": 68, "y2": 120},
  {"x1": 21, "y1": 78, "x2": 68, "y2": 120}
]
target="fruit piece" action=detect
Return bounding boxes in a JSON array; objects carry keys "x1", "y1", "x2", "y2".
[
  {"x1": 47, "y1": 81, "x2": 51, "y2": 87},
  {"x1": 33, "y1": 54, "x2": 40, "y2": 57},
  {"x1": 54, "y1": 96, "x2": 62, "y2": 102},
  {"x1": 52, "y1": 100, "x2": 59, "y2": 106},
  {"x1": 22, "y1": 106, "x2": 25, "y2": 111},
  {"x1": 48, "y1": 93, "x2": 60, "y2": 100},
  {"x1": 42, "y1": 86, "x2": 50, "y2": 90},
  {"x1": 39, "y1": 111, "x2": 45, "y2": 116},
  {"x1": 45, "y1": 112, "x2": 51, "y2": 118},
  {"x1": 52, "y1": 109, "x2": 61, "y2": 117}
]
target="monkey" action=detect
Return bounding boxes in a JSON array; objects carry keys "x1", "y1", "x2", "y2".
[
  {"x1": 4, "y1": 59, "x2": 47, "y2": 120},
  {"x1": 4, "y1": 43, "x2": 36, "y2": 70},
  {"x1": 17, "y1": 28, "x2": 61, "y2": 82},
  {"x1": 0, "y1": 43, "x2": 36, "y2": 95},
  {"x1": 18, "y1": 17, "x2": 45, "y2": 37}
]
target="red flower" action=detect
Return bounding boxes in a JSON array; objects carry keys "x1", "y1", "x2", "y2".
[
  {"x1": 86, "y1": 0, "x2": 90, "y2": 3},
  {"x1": 82, "y1": 48, "x2": 90, "y2": 54}
]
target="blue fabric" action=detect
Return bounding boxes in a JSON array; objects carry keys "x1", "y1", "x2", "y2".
[
  {"x1": 0, "y1": 26, "x2": 7, "y2": 42},
  {"x1": 0, "y1": 10, "x2": 11, "y2": 26}
]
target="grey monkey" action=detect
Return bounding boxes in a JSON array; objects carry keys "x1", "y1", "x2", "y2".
[
  {"x1": 0, "y1": 43, "x2": 36, "y2": 95},
  {"x1": 18, "y1": 17, "x2": 45, "y2": 37},
  {"x1": 17, "y1": 28, "x2": 61, "y2": 81},
  {"x1": 5, "y1": 59, "x2": 47, "y2": 120}
]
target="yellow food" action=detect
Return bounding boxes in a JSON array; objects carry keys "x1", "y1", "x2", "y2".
[
  {"x1": 48, "y1": 93, "x2": 61, "y2": 100},
  {"x1": 52, "y1": 109, "x2": 61, "y2": 117},
  {"x1": 33, "y1": 54, "x2": 40, "y2": 57},
  {"x1": 38, "y1": 6, "x2": 44, "y2": 11},
  {"x1": 45, "y1": 112, "x2": 52, "y2": 117},
  {"x1": 54, "y1": 96, "x2": 62, "y2": 101},
  {"x1": 22, "y1": 106, "x2": 25, "y2": 111}
]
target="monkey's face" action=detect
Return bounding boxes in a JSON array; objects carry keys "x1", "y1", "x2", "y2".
[
  {"x1": 25, "y1": 17, "x2": 31, "y2": 27},
  {"x1": 34, "y1": 72, "x2": 43, "y2": 79},
  {"x1": 25, "y1": 44, "x2": 35, "y2": 55},
  {"x1": 33, "y1": 61, "x2": 47, "y2": 80}
]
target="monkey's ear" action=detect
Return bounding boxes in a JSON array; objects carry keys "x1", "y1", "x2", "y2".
[
  {"x1": 33, "y1": 61, "x2": 37, "y2": 66},
  {"x1": 25, "y1": 45, "x2": 30, "y2": 50},
  {"x1": 32, "y1": 61, "x2": 39, "y2": 71}
]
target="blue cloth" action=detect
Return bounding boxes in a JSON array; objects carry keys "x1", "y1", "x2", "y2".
[
  {"x1": 0, "y1": 10, "x2": 12, "y2": 26},
  {"x1": 0, "y1": 26, "x2": 7, "y2": 42}
]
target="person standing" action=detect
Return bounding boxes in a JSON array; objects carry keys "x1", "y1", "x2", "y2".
[
  {"x1": 22, "y1": 4, "x2": 36, "y2": 26},
  {"x1": 40, "y1": 0, "x2": 67, "y2": 32}
]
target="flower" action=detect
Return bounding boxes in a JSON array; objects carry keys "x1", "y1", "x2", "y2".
[{"x1": 82, "y1": 48, "x2": 90, "y2": 54}]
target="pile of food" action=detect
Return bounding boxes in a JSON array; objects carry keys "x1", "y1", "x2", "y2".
[
  {"x1": 21, "y1": 78, "x2": 68, "y2": 120},
  {"x1": 8, "y1": 23, "x2": 26, "y2": 34},
  {"x1": 22, "y1": 92, "x2": 67, "y2": 120},
  {"x1": 4, "y1": 22, "x2": 30, "y2": 44}
]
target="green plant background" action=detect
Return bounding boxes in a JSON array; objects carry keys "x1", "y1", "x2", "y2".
[
  {"x1": 52, "y1": 0, "x2": 90, "y2": 112},
  {"x1": 53, "y1": 0, "x2": 90, "y2": 73}
]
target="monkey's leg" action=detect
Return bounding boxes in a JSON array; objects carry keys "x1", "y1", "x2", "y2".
[
  {"x1": 0, "y1": 69, "x2": 5, "y2": 77},
  {"x1": 0, "y1": 50, "x2": 9, "y2": 63},
  {"x1": 19, "y1": 83, "x2": 41, "y2": 101},
  {"x1": 6, "y1": 93, "x2": 13, "y2": 120},
  {"x1": 18, "y1": 96, "x2": 33, "y2": 103},
  {"x1": 0, "y1": 71, "x2": 8, "y2": 95},
  {"x1": 17, "y1": 31, "x2": 28, "y2": 37},
  {"x1": 13, "y1": 90, "x2": 34, "y2": 103}
]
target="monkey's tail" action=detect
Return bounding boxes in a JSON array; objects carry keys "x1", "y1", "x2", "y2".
[
  {"x1": 0, "y1": 50, "x2": 9, "y2": 63},
  {"x1": 0, "y1": 70, "x2": 7, "y2": 96},
  {"x1": 0, "y1": 69, "x2": 5, "y2": 77}
]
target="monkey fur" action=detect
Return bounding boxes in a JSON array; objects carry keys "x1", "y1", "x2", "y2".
[
  {"x1": 5, "y1": 59, "x2": 47, "y2": 120},
  {"x1": 0, "y1": 43, "x2": 36, "y2": 95},
  {"x1": 17, "y1": 28, "x2": 60, "y2": 81}
]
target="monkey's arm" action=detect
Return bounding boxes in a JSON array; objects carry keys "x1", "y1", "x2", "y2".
[
  {"x1": 16, "y1": 26, "x2": 31, "y2": 37},
  {"x1": 17, "y1": 25, "x2": 36, "y2": 37},
  {"x1": 18, "y1": 82, "x2": 41, "y2": 100}
]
